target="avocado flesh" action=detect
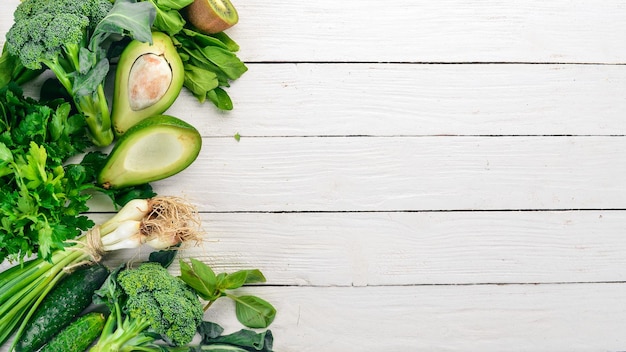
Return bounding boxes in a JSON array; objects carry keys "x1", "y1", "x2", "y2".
[
  {"x1": 99, "y1": 115, "x2": 202, "y2": 189},
  {"x1": 112, "y1": 32, "x2": 184, "y2": 136}
]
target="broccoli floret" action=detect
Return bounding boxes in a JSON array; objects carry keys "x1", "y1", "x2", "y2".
[
  {"x1": 119, "y1": 263, "x2": 204, "y2": 345},
  {"x1": 14, "y1": 0, "x2": 113, "y2": 24},
  {"x1": 7, "y1": 12, "x2": 88, "y2": 72},
  {"x1": 91, "y1": 263, "x2": 204, "y2": 350}
]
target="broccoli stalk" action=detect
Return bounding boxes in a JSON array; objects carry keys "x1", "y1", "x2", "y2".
[
  {"x1": 91, "y1": 263, "x2": 204, "y2": 352},
  {"x1": 4, "y1": 0, "x2": 156, "y2": 147}
]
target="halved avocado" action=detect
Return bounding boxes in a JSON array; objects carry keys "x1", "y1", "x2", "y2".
[
  {"x1": 98, "y1": 115, "x2": 202, "y2": 189},
  {"x1": 112, "y1": 32, "x2": 184, "y2": 136}
]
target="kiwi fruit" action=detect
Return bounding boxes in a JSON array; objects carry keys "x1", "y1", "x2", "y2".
[{"x1": 186, "y1": 0, "x2": 239, "y2": 34}]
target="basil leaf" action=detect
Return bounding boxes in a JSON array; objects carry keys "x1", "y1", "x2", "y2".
[
  {"x1": 230, "y1": 295, "x2": 276, "y2": 329},
  {"x1": 222, "y1": 270, "x2": 266, "y2": 290},
  {"x1": 180, "y1": 258, "x2": 218, "y2": 300}
]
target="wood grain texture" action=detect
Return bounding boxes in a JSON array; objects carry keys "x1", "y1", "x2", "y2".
[
  {"x1": 17, "y1": 63, "x2": 626, "y2": 138},
  {"x1": 132, "y1": 136, "x2": 626, "y2": 212},
  {"x1": 231, "y1": 0, "x2": 626, "y2": 63},
  {"x1": 199, "y1": 283, "x2": 626, "y2": 352},
  {"x1": 166, "y1": 63, "x2": 626, "y2": 137},
  {"x1": 100, "y1": 210, "x2": 626, "y2": 286}
]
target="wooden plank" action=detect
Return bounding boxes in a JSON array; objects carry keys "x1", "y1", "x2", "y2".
[
  {"x1": 17, "y1": 63, "x2": 626, "y2": 138},
  {"x1": 120, "y1": 136, "x2": 626, "y2": 212},
  {"x1": 167, "y1": 63, "x2": 626, "y2": 137},
  {"x1": 94, "y1": 211, "x2": 626, "y2": 286},
  {"x1": 3, "y1": 1, "x2": 626, "y2": 63},
  {"x1": 230, "y1": 0, "x2": 626, "y2": 63},
  {"x1": 198, "y1": 283, "x2": 626, "y2": 352}
]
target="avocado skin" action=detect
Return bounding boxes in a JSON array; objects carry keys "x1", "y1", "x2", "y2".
[
  {"x1": 98, "y1": 115, "x2": 202, "y2": 189},
  {"x1": 112, "y1": 32, "x2": 184, "y2": 136}
]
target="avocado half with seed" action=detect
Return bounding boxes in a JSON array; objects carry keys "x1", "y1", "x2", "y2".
[
  {"x1": 98, "y1": 115, "x2": 202, "y2": 189},
  {"x1": 112, "y1": 32, "x2": 184, "y2": 136}
]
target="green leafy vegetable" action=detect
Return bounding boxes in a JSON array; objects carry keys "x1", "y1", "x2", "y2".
[
  {"x1": 147, "y1": 0, "x2": 195, "y2": 35},
  {"x1": 180, "y1": 259, "x2": 276, "y2": 329},
  {"x1": 0, "y1": 84, "x2": 94, "y2": 263},
  {"x1": 197, "y1": 322, "x2": 275, "y2": 352}
]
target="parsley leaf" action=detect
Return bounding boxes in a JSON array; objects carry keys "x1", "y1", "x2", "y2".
[{"x1": 0, "y1": 83, "x2": 95, "y2": 263}]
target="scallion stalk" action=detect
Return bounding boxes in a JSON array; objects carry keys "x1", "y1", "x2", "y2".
[{"x1": 0, "y1": 196, "x2": 203, "y2": 348}]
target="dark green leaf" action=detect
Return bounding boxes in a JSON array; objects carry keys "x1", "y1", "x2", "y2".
[
  {"x1": 198, "y1": 46, "x2": 247, "y2": 80},
  {"x1": 153, "y1": 6, "x2": 187, "y2": 35},
  {"x1": 222, "y1": 270, "x2": 266, "y2": 290},
  {"x1": 156, "y1": 0, "x2": 195, "y2": 10},
  {"x1": 183, "y1": 64, "x2": 219, "y2": 103},
  {"x1": 230, "y1": 295, "x2": 276, "y2": 329},
  {"x1": 197, "y1": 321, "x2": 225, "y2": 340},
  {"x1": 222, "y1": 271, "x2": 248, "y2": 290},
  {"x1": 89, "y1": 0, "x2": 157, "y2": 52},
  {"x1": 207, "y1": 87, "x2": 233, "y2": 110},
  {"x1": 178, "y1": 29, "x2": 231, "y2": 51},
  {"x1": 209, "y1": 32, "x2": 241, "y2": 52},
  {"x1": 179, "y1": 259, "x2": 218, "y2": 300},
  {"x1": 201, "y1": 328, "x2": 274, "y2": 352},
  {"x1": 73, "y1": 59, "x2": 109, "y2": 96},
  {"x1": 93, "y1": 264, "x2": 126, "y2": 310},
  {"x1": 148, "y1": 246, "x2": 180, "y2": 268}
]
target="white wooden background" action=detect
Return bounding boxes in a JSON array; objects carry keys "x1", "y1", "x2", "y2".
[{"x1": 3, "y1": 1, "x2": 626, "y2": 351}]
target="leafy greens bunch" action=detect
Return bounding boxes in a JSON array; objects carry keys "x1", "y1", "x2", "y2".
[
  {"x1": 3, "y1": 0, "x2": 157, "y2": 147},
  {"x1": 0, "y1": 83, "x2": 94, "y2": 263}
]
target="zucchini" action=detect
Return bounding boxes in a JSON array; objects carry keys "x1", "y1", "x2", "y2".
[
  {"x1": 40, "y1": 312, "x2": 106, "y2": 352},
  {"x1": 14, "y1": 264, "x2": 109, "y2": 352}
]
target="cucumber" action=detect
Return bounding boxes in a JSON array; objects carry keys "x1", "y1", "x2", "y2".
[
  {"x1": 40, "y1": 312, "x2": 106, "y2": 352},
  {"x1": 14, "y1": 264, "x2": 109, "y2": 352}
]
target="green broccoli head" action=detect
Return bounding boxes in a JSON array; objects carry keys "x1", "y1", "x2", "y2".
[
  {"x1": 117, "y1": 263, "x2": 205, "y2": 346},
  {"x1": 14, "y1": 0, "x2": 113, "y2": 24},
  {"x1": 5, "y1": 12, "x2": 89, "y2": 70},
  {"x1": 7, "y1": 0, "x2": 113, "y2": 71}
]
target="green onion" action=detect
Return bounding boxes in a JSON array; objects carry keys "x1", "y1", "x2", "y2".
[{"x1": 0, "y1": 196, "x2": 202, "y2": 347}]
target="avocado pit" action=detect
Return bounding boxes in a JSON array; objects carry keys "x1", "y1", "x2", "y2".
[{"x1": 128, "y1": 54, "x2": 173, "y2": 111}]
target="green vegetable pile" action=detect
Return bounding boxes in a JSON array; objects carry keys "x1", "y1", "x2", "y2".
[
  {"x1": 0, "y1": 0, "x2": 277, "y2": 350},
  {"x1": 0, "y1": 0, "x2": 248, "y2": 263}
]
